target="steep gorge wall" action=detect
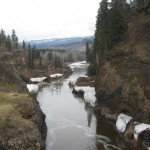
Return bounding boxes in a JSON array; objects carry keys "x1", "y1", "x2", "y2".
[
  {"x1": 95, "y1": 14, "x2": 150, "y2": 124},
  {"x1": 0, "y1": 52, "x2": 47, "y2": 149}
]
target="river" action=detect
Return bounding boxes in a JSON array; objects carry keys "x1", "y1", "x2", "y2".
[{"x1": 37, "y1": 64, "x2": 130, "y2": 150}]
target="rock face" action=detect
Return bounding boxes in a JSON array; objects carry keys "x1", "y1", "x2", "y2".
[
  {"x1": 0, "y1": 52, "x2": 47, "y2": 149},
  {"x1": 94, "y1": 13, "x2": 150, "y2": 149},
  {"x1": 95, "y1": 14, "x2": 150, "y2": 124}
]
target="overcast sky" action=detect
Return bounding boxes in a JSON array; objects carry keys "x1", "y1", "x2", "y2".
[{"x1": 0, "y1": 0, "x2": 100, "y2": 41}]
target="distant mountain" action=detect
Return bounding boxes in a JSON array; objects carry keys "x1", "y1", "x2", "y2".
[{"x1": 27, "y1": 36, "x2": 94, "y2": 51}]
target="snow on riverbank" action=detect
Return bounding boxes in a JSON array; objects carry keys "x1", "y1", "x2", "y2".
[
  {"x1": 68, "y1": 75, "x2": 88, "y2": 86},
  {"x1": 116, "y1": 113, "x2": 132, "y2": 133},
  {"x1": 30, "y1": 77, "x2": 47, "y2": 83},
  {"x1": 69, "y1": 61, "x2": 89, "y2": 69},
  {"x1": 74, "y1": 86, "x2": 96, "y2": 107},
  {"x1": 50, "y1": 73, "x2": 63, "y2": 78},
  {"x1": 134, "y1": 123, "x2": 150, "y2": 140},
  {"x1": 68, "y1": 78, "x2": 77, "y2": 86},
  {"x1": 26, "y1": 84, "x2": 39, "y2": 93}
]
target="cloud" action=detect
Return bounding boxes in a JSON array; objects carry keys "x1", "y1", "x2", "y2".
[{"x1": 0, "y1": 0, "x2": 100, "y2": 41}]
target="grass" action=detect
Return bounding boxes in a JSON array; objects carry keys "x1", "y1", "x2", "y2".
[
  {"x1": 0, "y1": 92, "x2": 29, "y2": 103},
  {"x1": 0, "y1": 91, "x2": 34, "y2": 131}
]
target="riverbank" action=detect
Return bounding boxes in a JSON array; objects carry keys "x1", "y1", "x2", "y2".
[
  {"x1": 72, "y1": 73, "x2": 150, "y2": 150},
  {"x1": 0, "y1": 51, "x2": 72, "y2": 149}
]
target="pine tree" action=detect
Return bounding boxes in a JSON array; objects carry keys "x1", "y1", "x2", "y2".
[
  {"x1": 0, "y1": 29, "x2": 6, "y2": 48},
  {"x1": 31, "y1": 45, "x2": 36, "y2": 68},
  {"x1": 93, "y1": 0, "x2": 109, "y2": 70},
  {"x1": 28, "y1": 44, "x2": 32, "y2": 68},
  {"x1": 5, "y1": 35, "x2": 12, "y2": 51},
  {"x1": 108, "y1": 0, "x2": 128, "y2": 47},
  {"x1": 11, "y1": 29, "x2": 18, "y2": 49},
  {"x1": 39, "y1": 56, "x2": 42, "y2": 66},
  {"x1": 47, "y1": 51, "x2": 53, "y2": 61},
  {"x1": 85, "y1": 42, "x2": 90, "y2": 62},
  {"x1": 22, "y1": 40, "x2": 26, "y2": 51}
]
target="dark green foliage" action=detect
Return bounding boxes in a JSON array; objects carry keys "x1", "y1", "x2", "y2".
[
  {"x1": 28, "y1": 44, "x2": 32, "y2": 68},
  {"x1": 88, "y1": 0, "x2": 129, "y2": 75},
  {"x1": 5, "y1": 35, "x2": 12, "y2": 51},
  {"x1": 87, "y1": 64, "x2": 96, "y2": 76},
  {"x1": 54, "y1": 55, "x2": 62, "y2": 68},
  {"x1": 0, "y1": 29, "x2": 19, "y2": 51},
  {"x1": 68, "y1": 53, "x2": 73, "y2": 62},
  {"x1": 0, "y1": 29, "x2": 6, "y2": 48},
  {"x1": 28, "y1": 44, "x2": 37, "y2": 68},
  {"x1": 39, "y1": 56, "x2": 42, "y2": 66},
  {"x1": 11, "y1": 29, "x2": 18, "y2": 49},
  {"x1": 22, "y1": 40, "x2": 26, "y2": 51},
  {"x1": 47, "y1": 51, "x2": 53, "y2": 61},
  {"x1": 85, "y1": 42, "x2": 90, "y2": 62}
]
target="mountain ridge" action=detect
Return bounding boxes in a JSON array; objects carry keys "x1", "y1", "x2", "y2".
[{"x1": 26, "y1": 36, "x2": 94, "y2": 50}]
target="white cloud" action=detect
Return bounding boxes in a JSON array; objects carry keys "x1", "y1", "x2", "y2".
[{"x1": 0, "y1": 0, "x2": 100, "y2": 41}]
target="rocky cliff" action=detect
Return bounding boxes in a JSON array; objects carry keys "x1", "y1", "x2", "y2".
[
  {"x1": 95, "y1": 13, "x2": 150, "y2": 149},
  {"x1": 0, "y1": 52, "x2": 47, "y2": 150}
]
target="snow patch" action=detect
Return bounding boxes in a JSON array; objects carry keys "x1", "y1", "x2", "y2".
[
  {"x1": 30, "y1": 77, "x2": 47, "y2": 83},
  {"x1": 68, "y1": 78, "x2": 77, "y2": 86},
  {"x1": 26, "y1": 84, "x2": 39, "y2": 93},
  {"x1": 69, "y1": 61, "x2": 88, "y2": 69},
  {"x1": 116, "y1": 113, "x2": 132, "y2": 133},
  {"x1": 134, "y1": 123, "x2": 150, "y2": 140},
  {"x1": 50, "y1": 74, "x2": 63, "y2": 78},
  {"x1": 74, "y1": 86, "x2": 96, "y2": 107}
]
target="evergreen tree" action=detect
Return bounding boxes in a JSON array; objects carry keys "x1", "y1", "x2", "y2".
[
  {"x1": 31, "y1": 45, "x2": 36, "y2": 68},
  {"x1": 47, "y1": 51, "x2": 53, "y2": 61},
  {"x1": 0, "y1": 29, "x2": 6, "y2": 48},
  {"x1": 11, "y1": 29, "x2": 18, "y2": 49},
  {"x1": 22, "y1": 40, "x2": 26, "y2": 51},
  {"x1": 85, "y1": 42, "x2": 90, "y2": 62},
  {"x1": 5, "y1": 35, "x2": 12, "y2": 51},
  {"x1": 55, "y1": 55, "x2": 62, "y2": 68},
  {"x1": 68, "y1": 53, "x2": 73, "y2": 62},
  {"x1": 89, "y1": 0, "x2": 128, "y2": 75},
  {"x1": 39, "y1": 56, "x2": 42, "y2": 66},
  {"x1": 28, "y1": 44, "x2": 32, "y2": 68},
  {"x1": 108, "y1": 0, "x2": 128, "y2": 47}
]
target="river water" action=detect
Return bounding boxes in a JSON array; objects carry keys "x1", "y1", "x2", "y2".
[{"x1": 37, "y1": 66, "x2": 129, "y2": 150}]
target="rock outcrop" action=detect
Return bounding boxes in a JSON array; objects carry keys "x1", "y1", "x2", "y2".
[
  {"x1": 95, "y1": 14, "x2": 150, "y2": 149},
  {"x1": 0, "y1": 52, "x2": 47, "y2": 149}
]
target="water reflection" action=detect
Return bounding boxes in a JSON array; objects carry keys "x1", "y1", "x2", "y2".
[
  {"x1": 48, "y1": 79, "x2": 64, "y2": 95},
  {"x1": 37, "y1": 64, "x2": 130, "y2": 150}
]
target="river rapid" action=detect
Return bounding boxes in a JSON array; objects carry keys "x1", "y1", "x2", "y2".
[{"x1": 37, "y1": 64, "x2": 130, "y2": 150}]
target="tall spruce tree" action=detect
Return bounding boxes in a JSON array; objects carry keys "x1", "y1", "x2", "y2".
[
  {"x1": 11, "y1": 29, "x2": 18, "y2": 49},
  {"x1": 22, "y1": 40, "x2": 26, "y2": 51},
  {"x1": 28, "y1": 44, "x2": 32, "y2": 68},
  {"x1": 93, "y1": 0, "x2": 109, "y2": 70},
  {"x1": 5, "y1": 35, "x2": 12, "y2": 51},
  {"x1": 85, "y1": 42, "x2": 90, "y2": 62},
  {"x1": 0, "y1": 29, "x2": 6, "y2": 48},
  {"x1": 108, "y1": 0, "x2": 128, "y2": 47}
]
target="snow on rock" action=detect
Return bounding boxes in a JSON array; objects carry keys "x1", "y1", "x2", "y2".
[
  {"x1": 68, "y1": 78, "x2": 77, "y2": 86},
  {"x1": 26, "y1": 84, "x2": 39, "y2": 93},
  {"x1": 116, "y1": 113, "x2": 132, "y2": 133},
  {"x1": 69, "y1": 61, "x2": 88, "y2": 69},
  {"x1": 30, "y1": 77, "x2": 47, "y2": 83},
  {"x1": 134, "y1": 123, "x2": 150, "y2": 140},
  {"x1": 50, "y1": 73, "x2": 63, "y2": 78},
  {"x1": 74, "y1": 86, "x2": 96, "y2": 107}
]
